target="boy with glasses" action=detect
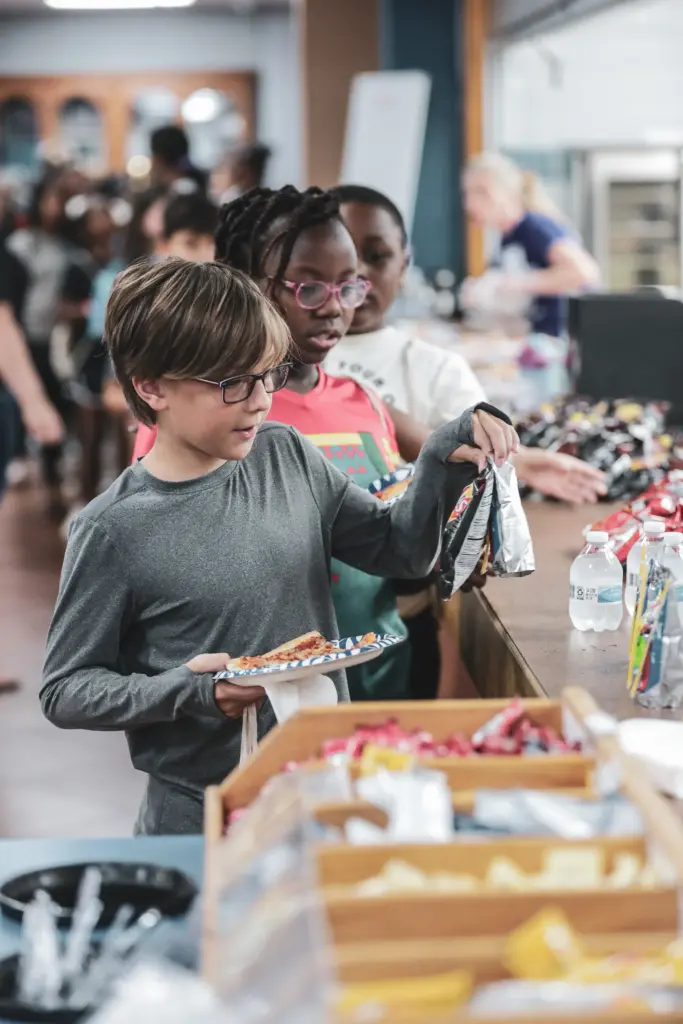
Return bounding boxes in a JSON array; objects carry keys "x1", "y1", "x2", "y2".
[{"x1": 42, "y1": 256, "x2": 517, "y2": 835}]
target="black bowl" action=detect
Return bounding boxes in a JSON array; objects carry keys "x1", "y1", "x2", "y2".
[
  {"x1": 0, "y1": 954, "x2": 91, "y2": 1023},
  {"x1": 0, "y1": 861, "x2": 197, "y2": 926}
]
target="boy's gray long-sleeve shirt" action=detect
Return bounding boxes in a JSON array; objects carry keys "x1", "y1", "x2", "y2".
[{"x1": 41, "y1": 413, "x2": 481, "y2": 835}]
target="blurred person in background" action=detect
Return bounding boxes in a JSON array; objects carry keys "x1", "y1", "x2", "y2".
[
  {"x1": 57, "y1": 195, "x2": 126, "y2": 528},
  {"x1": 0, "y1": 236, "x2": 64, "y2": 689},
  {"x1": 156, "y1": 190, "x2": 218, "y2": 263},
  {"x1": 461, "y1": 153, "x2": 599, "y2": 343},
  {"x1": 109, "y1": 191, "x2": 219, "y2": 452},
  {"x1": 124, "y1": 185, "x2": 168, "y2": 264},
  {"x1": 211, "y1": 142, "x2": 272, "y2": 205},
  {"x1": 150, "y1": 125, "x2": 207, "y2": 194},
  {"x1": 5, "y1": 172, "x2": 81, "y2": 511}
]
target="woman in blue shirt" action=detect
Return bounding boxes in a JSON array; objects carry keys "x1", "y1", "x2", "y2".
[{"x1": 462, "y1": 152, "x2": 599, "y2": 339}]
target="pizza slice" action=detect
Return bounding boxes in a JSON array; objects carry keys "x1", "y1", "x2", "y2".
[{"x1": 226, "y1": 631, "x2": 377, "y2": 672}]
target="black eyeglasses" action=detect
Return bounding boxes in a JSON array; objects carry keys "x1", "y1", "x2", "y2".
[
  {"x1": 271, "y1": 276, "x2": 371, "y2": 311},
  {"x1": 196, "y1": 362, "x2": 292, "y2": 405}
]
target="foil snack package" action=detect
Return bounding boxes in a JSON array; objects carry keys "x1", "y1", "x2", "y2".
[
  {"x1": 490, "y1": 461, "x2": 536, "y2": 578},
  {"x1": 439, "y1": 466, "x2": 495, "y2": 599}
]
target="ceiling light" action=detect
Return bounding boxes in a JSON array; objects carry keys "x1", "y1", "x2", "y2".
[
  {"x1": 44, "y1": 0, "x2": 196, "y2": 10},
  {"x1": 127, "y1": 154, "x2": 152, "y2": 178},
  {"x1": 182, "y1": 89, "x2": 221, "y2": 124}
]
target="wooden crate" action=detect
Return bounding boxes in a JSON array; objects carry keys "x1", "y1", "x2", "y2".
[
  {"x1": 335, "y1": 927, "x2": 683, "y2": 1022},
  {"x1": 316, "y1": 834, "x2": 648, "y2": 890},
  {"x1": 334, "y1": 929, "x2": 678, "y2": 985},
  {"x1": 203, "y1": 687, "x2": 683, "y2": 1022},
  {"x1": 213, "y1": 697, "x2": 590, "y2": 823},
  {"x1": 321, "y1": 835, "x2": 678, "y2": 945}
]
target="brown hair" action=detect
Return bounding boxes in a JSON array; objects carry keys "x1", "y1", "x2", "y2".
[{"x1": 104, "y1": 257, "x2": 291, "y2": 426}]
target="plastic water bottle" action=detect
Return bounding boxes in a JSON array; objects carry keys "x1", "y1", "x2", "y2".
[
  {"x1": 661, "y1": 532, "x2": 683, "y2": 622},
  {"x1": 625, "y1": 521, "x2": 665, "y2": 616},
  {"x1": 569, "y1": 531, "x2": 623, "y2": 632}
]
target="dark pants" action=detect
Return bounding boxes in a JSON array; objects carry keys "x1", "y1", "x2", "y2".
[
  {"x1": 14, "y1": 342, "x2": 70, "y2": 486},
  {"x1": 407, "y1": 607, "x2": 441, "y2": 701}
]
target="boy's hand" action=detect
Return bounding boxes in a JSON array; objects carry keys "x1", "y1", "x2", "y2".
[
  {"x1": 448, "y1": 409, "x2": 519, "y2": 472},
  {"x1": 214, "y1": 681, "x2": 266, "y2": 719},
  {"x1": 185, "y1": 653, "x2": 265, "y2": 719}
]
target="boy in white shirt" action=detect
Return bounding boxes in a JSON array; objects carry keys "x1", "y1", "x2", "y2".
[{"x1": 328, "y1": 184, "x2": 605, "y2": 503}]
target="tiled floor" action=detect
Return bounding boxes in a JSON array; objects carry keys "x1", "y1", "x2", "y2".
[{"x1": 0, "y1": 481, "x2": 143, "y2": 838}]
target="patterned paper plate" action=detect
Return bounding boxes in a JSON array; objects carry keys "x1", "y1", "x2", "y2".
[{"x1": 214, "y1": 633, "x2": 406, "y2": 683}]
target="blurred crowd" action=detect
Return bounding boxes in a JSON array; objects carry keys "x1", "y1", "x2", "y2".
[{"x1": 0, "y1": 127, "x2": 271, "y2": 535}]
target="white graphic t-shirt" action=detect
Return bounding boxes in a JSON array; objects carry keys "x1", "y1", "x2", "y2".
[{"x1": 325, "y1": 325, "x2": 486, "y2": 430}]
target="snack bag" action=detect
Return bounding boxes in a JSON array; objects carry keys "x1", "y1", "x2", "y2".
[
  {"x1": 489, "y1": 461, "x2": 535, "y2": 578},
  {"x1": 439, "y1": 466, "x2": 495, "y2": 598}
]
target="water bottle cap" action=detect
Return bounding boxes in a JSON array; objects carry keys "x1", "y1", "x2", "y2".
[
  {"x1": 586, "y1": 530, "x2": 609, "y2": 544},
  {"x1": 663, "y1": 532, "x2": 683, "y2": 546},
  {"x1": 644, "y1": 521, "x2": 666, "y2": 536}
]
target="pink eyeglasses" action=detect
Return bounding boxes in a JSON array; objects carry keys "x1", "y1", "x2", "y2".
[{"x1": 272, "y1": 276, "x2": 371, "y2": 311}]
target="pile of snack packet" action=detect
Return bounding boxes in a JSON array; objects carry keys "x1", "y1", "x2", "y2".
[
  {"x1": 589, "y1": 470, "x2": 683, "y2": 564},
  {"x1": 517, "y1": 397, "x2": 678, "y2": 502},
  {"x1": 290, "y1": 699, "x2": 580, "y2": 767},
  {"x1": 370, "y1": 460, "x2": 535, "y2": 598},
  {"x1": 338, "y1": 906, "x2": 683, "y2": 1018}
]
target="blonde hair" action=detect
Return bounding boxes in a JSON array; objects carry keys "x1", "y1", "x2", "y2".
[{"x1": 466, "y1": 152, "x2": 570, "y2": 226}]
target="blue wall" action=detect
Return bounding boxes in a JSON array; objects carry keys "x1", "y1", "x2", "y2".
[{"x1": 380, "y1": 0, "x2": 464, "y2": 277}]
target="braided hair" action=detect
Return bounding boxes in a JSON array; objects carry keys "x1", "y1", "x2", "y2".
[{"x1": 214, "y1": 185, "x2": 342, "y2": 282}]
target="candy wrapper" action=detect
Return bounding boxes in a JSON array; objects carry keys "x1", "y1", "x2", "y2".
[
  {"x1": 628, "y1": 559, "x2": 683, "y2": 709},
  {"x1": 313, "y1": 700, "x2": 578, "y2": 763},
  {"x1": 467, "y1": 980, "x2": 683, "y2": 1016},
  {"x1": 348, "y1": 768, "x2": 455, "y2": 844},
  {"x1": 517, "y1": 397, "x2": 678, "y2": 503},
  {"x1": 489, "y1": 460, "x2": 535, "y2": 578},
  {"x1": 463, "y1": 789, "x2": 643, "y2": 839},
  {"x1": 587, "y1": 471, "x2": 683, "y2": 564}
]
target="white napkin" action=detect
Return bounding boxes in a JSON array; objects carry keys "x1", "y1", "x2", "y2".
[{"x1": 239, "y1": 673, "x2": 338, "y2": 763}]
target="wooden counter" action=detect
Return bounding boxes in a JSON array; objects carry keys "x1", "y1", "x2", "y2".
[{"x1": 459, "y1": 501, "x2": 676, "y2": 721}]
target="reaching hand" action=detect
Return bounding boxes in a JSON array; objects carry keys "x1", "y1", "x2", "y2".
[
  {"x1": 448, "y1": 408, "x2": 520, "y2": 472},
  {"x1": 185, "y1": 652, "x2": 265, "y2": 719},
  {"x1": 22, "y1": 396, "x2": 64, "y2": 446},
  {"x1": 513, "y1": 448, "x2": 607, "y2": 504}
]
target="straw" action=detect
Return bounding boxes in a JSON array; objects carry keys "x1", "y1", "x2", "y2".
[
  {"x1": 628, "y1": 548, "x2": 648, "y2": 696},
  {"x1": 634, "y1": 577, "x2": 671, "y2": 696}
]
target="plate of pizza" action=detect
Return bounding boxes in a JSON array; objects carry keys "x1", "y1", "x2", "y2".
[{"x1": 214, "y1": 631, "x2": 405, "y2": 683}]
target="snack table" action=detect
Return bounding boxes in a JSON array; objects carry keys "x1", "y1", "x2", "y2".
[
  {"x1": 458, "y1": 501, "x2": 674, "y2": 720},
  {"x1": 0, "y1": 836, "x2": 203, "y2": 1021}
]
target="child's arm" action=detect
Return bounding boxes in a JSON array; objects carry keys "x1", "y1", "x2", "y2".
[
  {"x1": 40, "y1": 517, "x2": 230, "y2": 731},
  {"x1": 300, "y1": 404, "x2": 516, "y2": 580}
]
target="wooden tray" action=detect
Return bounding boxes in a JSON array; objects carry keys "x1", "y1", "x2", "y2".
[
  {"x1": 212, "y1": 698, "x2": 590, "y2": 822},
  {"x1": 316, "y1": 834, "x2": 649, "y2": 889},
  {"x1": 336, "y1": 928, "x2": 683, "y2": 1022},
  {"x1": 334, "y1": 928, "x2": 678, "y2": 985},
  {"x1": 321, "y1": 835, "x2": 677, "y2": 945}
]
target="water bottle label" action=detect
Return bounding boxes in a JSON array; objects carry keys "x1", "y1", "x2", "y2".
[
  {"x1": 570, "y1": 584, "x2": 598, "y2": 602},
  {"x1": 597, "y1": 586, "x2": 622, "y2": 604},
  {"x1": 626, "y1": 572, "x2": 639, "y2": 589}
]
